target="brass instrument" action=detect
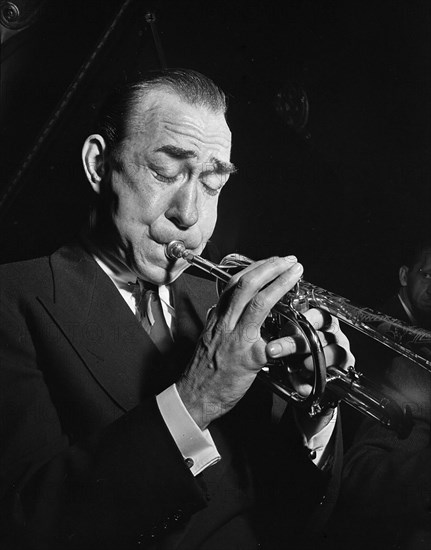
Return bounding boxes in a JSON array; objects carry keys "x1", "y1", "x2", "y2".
[{"x1": 165, "y1": 241, "x2": 431, "y2": 438}]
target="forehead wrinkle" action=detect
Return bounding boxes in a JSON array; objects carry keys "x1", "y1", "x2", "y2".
[
  {"x1": 162, "y1": 120, "x2": 231, "y2": 149},
  {"x1": 125, "y1": 98, "x2": 231, "y2": 165}
]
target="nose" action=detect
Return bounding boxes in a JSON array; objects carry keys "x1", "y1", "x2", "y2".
[{"x1": 165, "y1": 179, "x2": 199, "y2": 230}]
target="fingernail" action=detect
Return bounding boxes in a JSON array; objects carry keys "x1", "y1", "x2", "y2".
[
  {"x1": 291, "y1": 262, "x2": 303, "y2": 273},
  {"x1": 268, "y1": 342, "x2": 282, "y2": 357},
  {"x1": 284, "y1": 255, "x2": 297, "y2": 263}
]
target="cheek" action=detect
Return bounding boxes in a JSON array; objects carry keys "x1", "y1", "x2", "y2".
[
  {"x1": 411, "y1": 283, "x2": 425, "y2": 301},
  {"x1": 112, "y1": 179, "x2": 163, "y2": 230},
  {"x1": 199, "y1": 198, "x2": 219, "y2": 236}
]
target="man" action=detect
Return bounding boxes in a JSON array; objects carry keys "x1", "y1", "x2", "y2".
[
  {"x1": 324, "y1": 240, "x2": 431, "y2": 549},
  {"x1": 340, "y1": 240, "x2": 431, "y2": 390},
  {"x1": 0, "y1": 69, "x2": 352, "y2": 549},
  {"x1": 386, "y1": 241, "x2": 431, "y2": 330}
]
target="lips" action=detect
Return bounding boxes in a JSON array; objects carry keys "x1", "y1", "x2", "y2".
[{"x1": 153, "y1": 234, "x2": 202, "y2": 253}]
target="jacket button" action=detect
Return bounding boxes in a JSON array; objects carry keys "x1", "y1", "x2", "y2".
[{"x1": 184, "y1": 457, "x2": 194, "y2": 468}]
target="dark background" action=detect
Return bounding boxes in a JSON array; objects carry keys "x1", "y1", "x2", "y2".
[
  {"x1": 1, "y1": 4, "x2": 428, "y2": 543},
  {"x1": 1, "y1": 0, "x2": 430, "y2": 308}
]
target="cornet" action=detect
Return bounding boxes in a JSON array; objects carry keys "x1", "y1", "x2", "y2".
[{"x1": 165, "y1": 241, "x2": 431, "y2": 438}]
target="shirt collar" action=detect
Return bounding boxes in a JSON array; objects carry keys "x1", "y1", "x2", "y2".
[
  {"x1": 80, "y1": 231, "x2": 139, "y2": 287},
  {"x1": 93, "y1": 254, "x2": 137, "y2": 290},
  {"x1": 80, "y1": 231, "x2": 174, "y2": 317}
]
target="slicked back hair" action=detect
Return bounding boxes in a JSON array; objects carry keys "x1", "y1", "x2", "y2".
[{"x1": 95, "y1": 68, "x2": 227, "y2": 155}]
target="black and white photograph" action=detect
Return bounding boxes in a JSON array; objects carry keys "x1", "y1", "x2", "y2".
[{"x1": 1, "y1": 1, "x2": 430, "y2": 549}]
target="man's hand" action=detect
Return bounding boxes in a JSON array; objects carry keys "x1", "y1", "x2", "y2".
[
  {"x1": 268, "y1": 307, "x2": 354, "y2": 396},
  {"x1": 268, "y1": 307, "x2": 354, "y2": 438},
  {"x1": 176, "y1": 256, "x2": 353, "y2": 430}
]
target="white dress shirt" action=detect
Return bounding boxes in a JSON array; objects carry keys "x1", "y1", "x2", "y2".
[{"x1": 93, "y1": 254, "x2": 336, "y2": 473}]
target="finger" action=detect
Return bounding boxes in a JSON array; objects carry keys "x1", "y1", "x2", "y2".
[
  {"x1": 222, "y1": 256, "x2": 302, "y2": 330},
  {"x1": 288, "y1": 345, "x2": 347, "y2": 399},
  {"x1": 222, "y1": 257, "x2": 279, "y2": 292},
  {"x1": 326, "y1": 322, "x2": 353, "y2": 353},
  {"x1": 216, "y1": 258, "x2": 270, "y2": 315},
  {"x1": 317, "y1": 322, "x2": 355, "y2": 369},
  {"x1": 206, "y1": 304, "x2": 217, "y2": 321},
  {"x1": 302, "y1": 308, "x2": 335, "y2": 332},
  {"x1": 265, "y1": 336, "x2": 298, "y2": 359},
  {"x1": 288, "y1": 371, "x2": 314, "y2": 397},
  {"x1": 303, "y1": 343, "x2": 354, "y2": 371},
  {"x1": 238, "y1": 260, "x2": 304, "y2": 329}
]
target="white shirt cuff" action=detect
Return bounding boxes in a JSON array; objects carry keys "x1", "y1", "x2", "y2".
[
  {"x1": 156, "y1": 384, "x2": 221, "y2": 476},
  {"x1": 301, "y1": 408, "x2": 338, "y2": 468}
]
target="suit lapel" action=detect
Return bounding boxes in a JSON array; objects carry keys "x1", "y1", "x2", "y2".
[
  {"x1": 37, "y1": 246, "x2": 219, "y2": 411},
  {"x1": 38, "y1": 244, "x2": 163, "y2": 411},
  {"x1": 172, "y1": 270, "x2": 217, "y2": 349},
  {"x1": 40, "y1": 245, "x2": 243, "y2": 549},
  {"x1": 156, "y1": 271, "x2": 218, "y2": 388}
]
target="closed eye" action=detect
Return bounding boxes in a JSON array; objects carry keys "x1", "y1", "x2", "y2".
[
  {"x1": 151, "y1": 166, "x2": 187, "y2": 185},
  {"x1": 154, "y1": 172, "x2": 179, "y2": 184},
  {"x1": 200, "y1": 172, "x2": 229, "y2": 196}
]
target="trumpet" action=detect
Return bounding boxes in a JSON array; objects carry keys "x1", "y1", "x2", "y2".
[{"x1": 165, "y1": 241, "x2": 431, "y2": 438}]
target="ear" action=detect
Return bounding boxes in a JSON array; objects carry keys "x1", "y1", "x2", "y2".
[
  {"x1": 82, "y1": 134, "x2": 107, "y2": 194},
  {"x1": 399, "y1": 265, "x2": 409, "y2": 286}
]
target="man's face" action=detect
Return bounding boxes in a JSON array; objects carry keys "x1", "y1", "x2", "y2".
[
  {"x1": 101, "y1": 90, "x2": 233, "y2": 285},
  {"x1": 401, "y1": 248, "x2": 431, "y2": 327}
]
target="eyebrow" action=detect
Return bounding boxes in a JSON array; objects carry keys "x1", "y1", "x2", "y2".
[{"x1": 155, "y1": 145, "x2": 237, "y2": 174}]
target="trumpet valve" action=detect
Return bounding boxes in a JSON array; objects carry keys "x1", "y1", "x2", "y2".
[{"x1": 288, "y1": 282, "x2": 309, "y2": 313}]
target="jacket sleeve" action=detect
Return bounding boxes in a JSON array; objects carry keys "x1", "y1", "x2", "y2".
[
  {"x1": 217, "y1": 383, "x2": 343, "y2": 547},
  {"x1": 0, "y1": 284, "x2": 207, "y2": 550}
]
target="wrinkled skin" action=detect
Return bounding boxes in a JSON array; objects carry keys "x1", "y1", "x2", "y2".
[{"x1": 82, "y1": 89, "x2": 353, "y2": 433}]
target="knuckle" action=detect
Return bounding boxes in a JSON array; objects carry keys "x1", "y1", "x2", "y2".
[
  {"x1": 329, "y1": 316, "x2": 340, "y2": 333},
  {"x1": 304, "y1": 307, "x2": 323, "y2": 328},
  {"x1": 236, "y1": 273, "x2": 254, "y2": 290},
  {"x1": 249, "y1": 295, "x2": 267, "y2": 312},
  {"x1": 267, "y1": 256, "x2": 279, "y2": 264},
  {"x1": 329, "y1": 344, "x2": 350, "y2": 368}
]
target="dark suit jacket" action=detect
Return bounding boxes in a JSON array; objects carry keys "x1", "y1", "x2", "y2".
[{"x1": 0, "y1": 243, "x2": 340, "y2": 550}]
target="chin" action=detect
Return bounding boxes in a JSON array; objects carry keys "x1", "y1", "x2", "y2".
[{"x1": 136, "y1": 258, "x2": 189, "y2": 286}]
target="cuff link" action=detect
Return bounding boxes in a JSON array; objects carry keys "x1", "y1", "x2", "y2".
[
  {"x1": 307, "y1": 449, "x2": 317, "y2": 460},
  {"x1": 184, "y1": 457, "x2": 194, "y2": 469}
]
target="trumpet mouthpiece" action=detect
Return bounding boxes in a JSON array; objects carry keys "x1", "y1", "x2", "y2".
[{"x1": 165, "y1": 240, "x2": 187, "y2": 260}]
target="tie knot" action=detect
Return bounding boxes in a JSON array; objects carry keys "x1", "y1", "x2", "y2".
[
  {"x1": 127, "y1": 279, "x2": 156, "y2": 297},
  {"x1": 129, "y1": 279, "x2": 157, "y2": 312},
  {"x1": 131, "y1": 279, "x2": 173, "y2": 354},
  {"x1": 137, "y1": 279, "x2": 158, "y2": 293}
]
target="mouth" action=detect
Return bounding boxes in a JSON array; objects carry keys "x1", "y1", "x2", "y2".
[{"x1": 164, "y1": 240, "x2": 187, "y2": 261}]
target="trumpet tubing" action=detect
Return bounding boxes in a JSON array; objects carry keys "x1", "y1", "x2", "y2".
[
  {"x1": 165, "y1": 241, "x2": 424, "y2": 437},
  {"x1": 296, "y1": 281, "x2": 431, "y2": 374}
]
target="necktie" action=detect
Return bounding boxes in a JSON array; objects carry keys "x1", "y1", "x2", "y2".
[{"x1": 132, "y1": 280, "x2": 173, "y2": 355}]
